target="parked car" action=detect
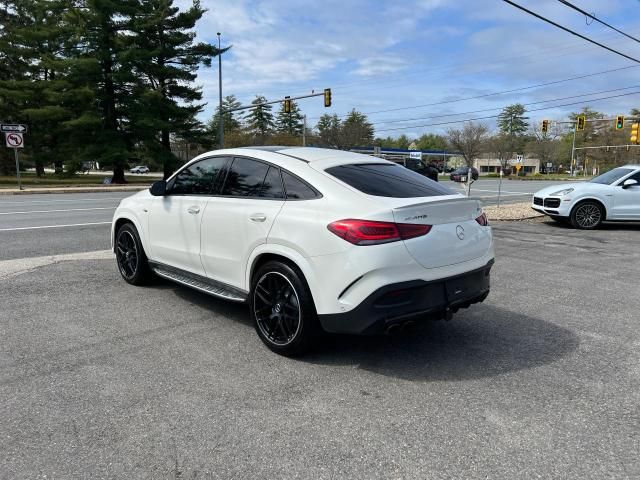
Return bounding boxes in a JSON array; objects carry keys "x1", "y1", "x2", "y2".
[
  {"x1": 130, "y1": 165, "x2": 150, "y2": 174},
  {"x1": 531, "y1": 165, "x2": 640, "y2": 229},
  {"x1": 112, "y1": 147, "x2": 494, "y2": 355},
  {"x1": 450, "y1": 167, "x2": 479, "y2": 182}
]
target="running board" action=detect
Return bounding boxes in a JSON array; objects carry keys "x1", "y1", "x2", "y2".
[{"x1": 149, "y1": 262, "x2": 247, "y2": 303}]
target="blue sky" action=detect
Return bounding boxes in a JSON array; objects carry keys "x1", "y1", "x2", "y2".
[{"x1": 180, "y1": 0, "x2": 640, "y2": 138}]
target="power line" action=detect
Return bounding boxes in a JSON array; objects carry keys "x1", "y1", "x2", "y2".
[
  {"x1": 303, "y1": 64, "x2": 640, "y2": 122},
  {"x1": 501, "y1": 0, "x2": 640, "y2": 63},
  {"x1": 369, "y1": 84, "x2": 640, "y2": 126},
  {"x1": 557, "y1": 0, "x2": 640, "y2": 44},
  {"x1": 374, "y1": 90, "x2": 640, "y2": 133}
]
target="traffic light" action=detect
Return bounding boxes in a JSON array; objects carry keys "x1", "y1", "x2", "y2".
[
  {"x1": 616, "y1": 115, "x2": 624, "y2": 130},
  {"x1": 284, "y1": 96, "x2": 291, "y2": 114},
  {"x1": 323, "y1": 88, "x2": 332, "y2": 107},
  {"x1": 577, "y1": 115, "x2": 586, "y2": 131},
  {"x1": 541, "y1": 120, "x2": 549, "y2": 134},
  {"x1": 630, "y1": 123, "x2": 639, "y2": 144}
]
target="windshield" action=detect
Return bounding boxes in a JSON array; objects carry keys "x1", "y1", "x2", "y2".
[{"x1": 590, "y1": 167, "x2": 634, "y2": 185}]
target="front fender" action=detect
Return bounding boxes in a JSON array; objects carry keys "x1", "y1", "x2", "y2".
[
  {"x1": 571, "y1": 193, "x2": 612, "y2": 217},
  {"x1": 111, "y1": 209, "x2": 150, "y2": 257}
]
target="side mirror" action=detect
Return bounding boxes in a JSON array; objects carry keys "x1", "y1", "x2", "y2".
[
  {"x1": 150, "y1": 180, "x2": 167, "y2": 196},
  {"x1": 622, "y1": 178, "x2": 638, "y2": 189}
]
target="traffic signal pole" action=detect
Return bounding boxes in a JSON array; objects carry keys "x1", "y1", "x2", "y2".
[
  {"x1": 222, "y1": 90, "x2": 330, "y2": 114},
  {"x1": 570, "y1": 123, "x2": 577, "y2": 176}
]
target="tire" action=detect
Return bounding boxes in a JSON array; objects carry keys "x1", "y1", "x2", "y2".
[
  {"x1": 115, "y1": 223, "x2": 153, "y2": 285},
  {"x1": 570, "y1": 201, "x2": 604, "y2": 229},
  {"x1": 250, "y1": 260, "x2": 320, "y2": 356}
]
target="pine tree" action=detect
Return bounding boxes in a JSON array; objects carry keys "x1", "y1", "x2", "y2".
[
  {"x1": 316, "y1": 113, "x2": 342, "y2": 148},
  {"x1": 208, "y1": 95, "x2": 244, "y2": 146},
  {"x1": 58, "y1": 0, "x2": 142, "y2": 183},
  {"x1": 0, "y1": 0, "x2": 96, "y2": 176},
  {"x1": 275, "y1": 100, "x2": 303, "y2": 136},
  {"x1": 128, "y1": 0, "x2": 220, "y2": 178},
  {"x1": 341, "y1": 109, "x2": 373, "y2": 148},
  {"x1": 246, "y1": 95, "x2": 275, "y2": 140}
]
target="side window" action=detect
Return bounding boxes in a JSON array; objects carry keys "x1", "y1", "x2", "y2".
[
  {"x1": 282, "y1": 171, "x2": 319, "y2": 200},
  {"x1": 222, "y1": 157, "x2": 270, "y2": 197},
  {"x1": 170, "y1": 157, "x2": 229, "y2": 195},
  {"x1": 628, "y1": 171, "x2": 640, "y2": 183},
  {"x1": 259, "y1": 167, "x2": 285, "y2": 199}
]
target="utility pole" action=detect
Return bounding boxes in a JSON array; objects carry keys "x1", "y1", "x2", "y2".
[
  {"x1": 302, "y1": 115, "x2": 307, "y2": 146},
  {"x1": 570, "y1": 122, "x2": 577, "y2": 176},
  {"x1": 217, "y1": 32, "x2": 224, "y2": 149}
]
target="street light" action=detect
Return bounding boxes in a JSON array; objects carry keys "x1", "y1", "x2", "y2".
[{"x1": 217, "y1": 32, "x2": 224, "y2": 149}]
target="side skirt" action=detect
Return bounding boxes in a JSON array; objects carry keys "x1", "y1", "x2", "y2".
[{"x1": 149, "y1": 261, "x2": 248, "y2": 303}]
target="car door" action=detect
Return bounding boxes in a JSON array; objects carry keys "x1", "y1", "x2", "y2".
[
  {"x1": 147, "y1": 156, "x2": 230, "y2": 275},
  {"x1": 611, "y1": 170, "x2": 640, "y2": 219},
  {"x1": 200, "y1": 157, "x2": 285, "y2": 290}
]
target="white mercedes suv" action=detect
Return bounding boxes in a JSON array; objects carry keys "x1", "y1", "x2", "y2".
[{"x1": 112, "y1": 147, "x2": 495, "y2": 355}]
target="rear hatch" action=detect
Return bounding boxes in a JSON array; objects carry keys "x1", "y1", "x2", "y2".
[
  {"x1": 392, "y1": 197, "x2": 491, "y2": 269},
  {"x1": 319, "y1": 161, "x2": 492, "y2": 269}
]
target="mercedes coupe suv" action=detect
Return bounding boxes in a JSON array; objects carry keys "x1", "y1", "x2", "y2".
[{"x1": 112, "y1": 147, "x2": 495, "y2": 355}]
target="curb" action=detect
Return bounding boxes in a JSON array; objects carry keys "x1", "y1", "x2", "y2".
[
  {"x1": 488, "y1": 214, "x2": 544, "y2": 221},
  {"x1": 0, "y1": 186, "x2": 150, "y2": 196}
]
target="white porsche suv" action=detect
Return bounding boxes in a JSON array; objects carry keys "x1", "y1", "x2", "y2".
[
  {"x1": 532, "y1": 165, "x2": 640, "y2": 229},
  {"x1": 112, "y1": 147, "x2": 494, "y2": 355}
]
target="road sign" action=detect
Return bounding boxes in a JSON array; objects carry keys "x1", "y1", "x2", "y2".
[
  {"x1": 516, "y1": 154, "x2": 524, "y2": 163},
  {"x1": 5, "y1": 132, "x2": 24, "y2": 148},
  {"x1": 515, "y1": 164, "x2": 522, "y2": 172},
  {"x1": 409, "y1": 151, "x2": 422, "y2": 159},
  {"x1": 547, "y1": 162, "x2": 553, "y2": 168},
  {"x1": 1, "y1": 124, "x2": 27, "y2": 133}
]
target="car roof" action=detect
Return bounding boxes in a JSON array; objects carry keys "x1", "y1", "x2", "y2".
[{"x1": 187, "y1": 147, "x2": 392, "y2": 170}]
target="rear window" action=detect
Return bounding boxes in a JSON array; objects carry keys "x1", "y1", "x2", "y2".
[{"x1": 325, "y1": 163, "x2": 455, "y2": 198}]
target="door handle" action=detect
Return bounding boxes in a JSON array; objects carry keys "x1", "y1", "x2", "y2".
[
  {"x1": 187, "y1": 206, "x2": 200, "y2": 214},
  {"x1": 250, "y1": 213, "x2": 267, "y2": 222}
]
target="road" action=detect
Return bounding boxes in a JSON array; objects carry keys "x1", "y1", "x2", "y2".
[
  {"x1": 0, "y1": 179, "x2": 580, "y2": 261},
  {"x1": 1, "y1": 189, "x2": 639, "y2": 478},
  {"x1": 449, "y1": 178, "x2": 586, "y2": 205},
  {"x1": 0, "y1": 192, "x2": 132, "y2": 261}
]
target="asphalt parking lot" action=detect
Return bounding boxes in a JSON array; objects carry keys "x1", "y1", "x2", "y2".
[{"x1": 1, "y1": 202, "x2": 639, "y2": 478}]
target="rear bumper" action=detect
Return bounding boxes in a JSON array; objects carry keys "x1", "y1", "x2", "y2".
[{"x1": 318, "y1": 260, "x2": 493, "y2": 335}]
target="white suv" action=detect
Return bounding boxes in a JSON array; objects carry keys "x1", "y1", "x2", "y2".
[
  {"x1": 130, "y1": 165, "x2": 150, "y2": 174},
  {"x1": 112, "y1": 147, "x2": 495, "y2": 355},
  {"x1": 532, "y1": 165, "x2": 640, "y2": 228}
]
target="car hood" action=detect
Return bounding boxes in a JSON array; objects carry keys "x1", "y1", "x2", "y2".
[{"x1": 534, "y1": 181, "x2": 593, "y2": 196}]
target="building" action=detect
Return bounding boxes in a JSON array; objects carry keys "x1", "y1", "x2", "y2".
[{"x1": 473, "y1": 155, "x2": 541, "y2": 175}]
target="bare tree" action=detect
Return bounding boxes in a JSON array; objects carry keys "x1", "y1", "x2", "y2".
[
  {"x1": 526, "y1": 123, "x2": 563, "y2": 171},
  {"x1": 446, "y1": 122, "x2": 489, "y2": 167},
  {"x1": 487, "y1": 133, "x2": 514, "y2": 173}
]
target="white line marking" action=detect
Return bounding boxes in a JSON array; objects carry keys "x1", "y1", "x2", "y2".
[
  {"x1": 0, "y1": 207, "x2": 116, "y2": 215},
  {"x1": 0, "y1": 222, "x2": 111, "y2": 232},
  {"x1": 0, "y1": 196, "x2": 126, "y2": 205},
  {"x1": 0, "y1": 249, "x2": 113, "y2": 279}
]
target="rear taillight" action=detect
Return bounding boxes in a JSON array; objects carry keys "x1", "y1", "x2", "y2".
[
  {"x1": 327, "y1": 219, "x2": 432, "y2": 245},
  {"x1": 476, "y1": 212, "x2": 489, "y2": 226}
]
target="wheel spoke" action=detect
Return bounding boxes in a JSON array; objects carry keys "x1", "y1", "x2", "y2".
[{"x1": 253, "y1": 271, "x2": 302, "y2": 346}]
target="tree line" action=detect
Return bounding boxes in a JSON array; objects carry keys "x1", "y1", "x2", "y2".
[
  {"x1": 0, "y1": 0, "x2": 220, "y2": 182},
  {"x1": 375, "y1": 103, "x2": 640, "y2": 174}
]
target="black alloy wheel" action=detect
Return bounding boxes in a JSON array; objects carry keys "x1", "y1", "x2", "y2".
[
  {"x1": 115, "y1": 223, "x2": 152, "y2": 285},
  {"x1": 254, "y1": 272, "x2": 301, "y2": 346},
  {"x1": 571, "y1": 201, "x2": 603, "y2": 229},
  {"x1": 250, "y1": 261, "x2": 320, "y2": 356}
]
